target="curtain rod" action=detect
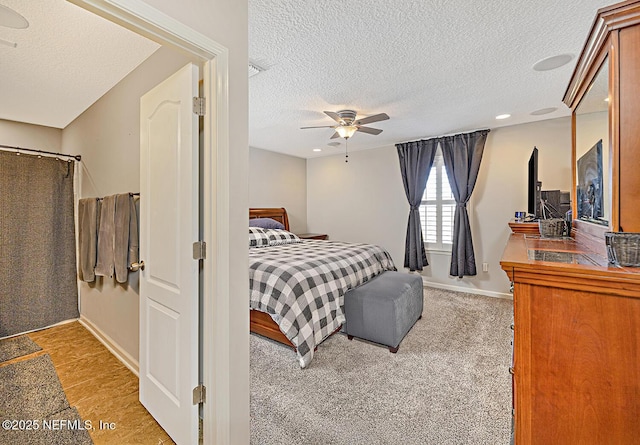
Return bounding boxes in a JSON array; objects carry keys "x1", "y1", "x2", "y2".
[
  {"x1": 0, "y1": 144, "x2": 82, "y2": 161},
  {"x1": 396, "y1": 128, "x2": 491, "y2": 146}
]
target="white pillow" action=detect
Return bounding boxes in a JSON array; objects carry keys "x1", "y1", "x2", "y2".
[
  {"x1": 249, "y1": 227, "x2": 270, "y2": 248},
  {"x1": 263, "y1": 229, "x2": 302, "y2": 246}
]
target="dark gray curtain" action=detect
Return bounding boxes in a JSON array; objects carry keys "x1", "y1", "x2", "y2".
[
  {"x1": 0, "y1": 152, "x2": 78, "y2": 337},
  {"x1": 396, "y1": 139, "x2": 438, "y2": 271},
  {"x1": 440, "y1": 130, "x2": 489, "y2": 277}
]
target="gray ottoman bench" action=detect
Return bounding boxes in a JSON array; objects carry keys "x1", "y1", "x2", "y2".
[{"x1": 344, "y1": 271, "x2": 423, "y2": 353}]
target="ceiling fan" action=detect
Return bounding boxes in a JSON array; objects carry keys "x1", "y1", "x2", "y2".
[
  {"x1": 0, "y1": 4, "x2": 28, "y2": 48},
  {"x1": 300, "y1": 109, "x2": 389, "y2": 140},
  {"x1": 0, "y1": 4, "x2": 28, "y2": 29}
]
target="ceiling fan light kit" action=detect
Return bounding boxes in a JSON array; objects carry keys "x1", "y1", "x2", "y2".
[
  {"x1": 300, "y1": 109, "x2": 389, "y2": 163},
  {"x1": 335, "y1": 125, "x2": 358, "y2": 139},
  {"x1": 301, "y1": 109, "x2": 389, "y2": 139}
]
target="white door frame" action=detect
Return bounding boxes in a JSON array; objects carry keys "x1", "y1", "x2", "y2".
[{"x1": 67, "y1": 1, "x2": 232, "y2": 443}]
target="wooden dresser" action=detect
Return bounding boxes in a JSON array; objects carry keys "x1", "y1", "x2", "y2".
[
  {"x1": 501, "y1": 233, "x2": 640, "y2": 444},
  {"x1": 508, "y1": 220, "x2": 540, "y2": 236},
  {"x1": 503, "y1": 1, "x2": 640, "y2": 442}
]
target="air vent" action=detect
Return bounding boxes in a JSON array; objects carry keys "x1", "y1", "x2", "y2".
[{"x1": 249, "y1": 63, "x2": 265, "y2": 78}]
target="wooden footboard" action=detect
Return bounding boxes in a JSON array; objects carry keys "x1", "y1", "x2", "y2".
[{"x1": 250, "y1": 309, "x2": 295, "y2": 350}]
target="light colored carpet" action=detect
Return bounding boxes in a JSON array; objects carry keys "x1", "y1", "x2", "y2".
[
  {"x1": 0, "y1": 335, "x2": 42, "y2": 363},
  {"x1": 250, "y1": 287, "x2": 513, "y2": 445}
]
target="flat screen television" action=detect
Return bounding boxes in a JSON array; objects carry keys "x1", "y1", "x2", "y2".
[
  {"x1": 527, "y1": 147, "x2": 540, "y2": 218},
  {"x1": 577, "y1": 139, "x2": 604, "y2": 222}
]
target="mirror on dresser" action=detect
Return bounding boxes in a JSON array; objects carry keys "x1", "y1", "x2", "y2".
[
  {"x1": 574, "y1": 57, "x2": 611, "y2": 228},
  {"x1": 565, "y1": 0, "x2": 640, "y2": 238}
]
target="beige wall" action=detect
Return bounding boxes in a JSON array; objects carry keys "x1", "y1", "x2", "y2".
[
  {"x1": 62, "y1": 46, "x2": 194, "y2": 361},
  {"x1": 308, "y1": 117, "x2": 572, "y2": 296},
  {"x1": 0, "y1": 119, "x2": 62, "y2": 152},
  {"x1": 249, "y1": 147, "x2": 307, "y2": 232},
  {"x1": 306, "y1": 145, "x2": 407, "y2": 256}
]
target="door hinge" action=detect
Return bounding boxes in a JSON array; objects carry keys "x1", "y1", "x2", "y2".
[
  {"x1": 193, "y1": 96, "x2": 206, "y2": 116},
  {"x1": 193, "y1": 241, "x2": 206, "y2": 260},
  {"x1": 193, "y1": 384, "x2": 206, "y2": 405}
]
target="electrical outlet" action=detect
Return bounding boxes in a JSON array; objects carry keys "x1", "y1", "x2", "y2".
[{"x1": 482, "y1": 262, "x2": 489, "y2": 272}]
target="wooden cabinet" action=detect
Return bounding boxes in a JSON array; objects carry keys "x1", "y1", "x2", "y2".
[
  {"x1": 508, "y1": 220, "x2": 540, "y2": 236},
  {"x1": 564, "y1": 0, "x2": 640, "y2": 234},
  {"x1": 501, "y1": 234, "x2": 640, "y2": 444}
]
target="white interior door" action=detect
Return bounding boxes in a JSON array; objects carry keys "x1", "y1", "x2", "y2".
[{"x1": 139, "y1": 63, "x2": 199, "y2": 445}]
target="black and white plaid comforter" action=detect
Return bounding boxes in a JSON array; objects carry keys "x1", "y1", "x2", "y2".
[{"x1": 249, "y1": 239, "x2": 396, "y2": 368}]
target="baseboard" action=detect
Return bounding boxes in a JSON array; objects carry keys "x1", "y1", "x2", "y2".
[
  {"x1": 0, "y1": 318, "x2": 78, "y2": 341},
  {"x1": 421, "y1": 278, "x2": 513, "y2": 300},
  {"x1": 79, "y1": 316, "x2": 139, "y2": 376}
]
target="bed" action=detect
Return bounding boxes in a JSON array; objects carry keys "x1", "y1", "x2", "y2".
[{"x1": 249, "y1": 208, "x2": 396, "y2": 367}]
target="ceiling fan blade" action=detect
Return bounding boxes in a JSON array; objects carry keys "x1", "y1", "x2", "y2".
[
  {"x1": 356, "y1": 126, "x2": 383, "y2": 135},
  {"x1": 324, "y1": 111, "x2": 343, "y2": 123},
  {"x1": 300, "y1": 125, "x2": 336, "y2": 129},
  {"x1": 330, "y1": 131, "x2": 341, "y2": 139},
  {"x1": 354, "y1": 113, "x2": 389, "y2": 126}
]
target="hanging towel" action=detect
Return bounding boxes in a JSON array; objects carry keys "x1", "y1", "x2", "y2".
[
  {"x1": 78, "y1": 198, "x2": 101, "y2": 282},
  {"x1": 114, "y1": 193, "x2": 129, "y2": 283},
  {"x1": 95, "y1": 194, "x2": 116, "y2": 278},
  {"x1": 114, "y1": 193, "x2": 139, "y2": 283},
  {"x1": 128, "y1": 195, "x2": 139, "y2": 271}
]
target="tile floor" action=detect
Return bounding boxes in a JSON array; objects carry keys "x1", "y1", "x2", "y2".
[{"x1": 23, "y1": 322, "x2": 175, "y2": 445}]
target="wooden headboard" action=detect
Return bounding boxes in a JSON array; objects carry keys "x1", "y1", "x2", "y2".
[{"x1": 249, "y1": 207, "x2": 290, "y2": 231}]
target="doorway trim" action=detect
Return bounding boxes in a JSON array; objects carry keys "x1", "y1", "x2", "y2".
[{"x1": 67, "y1": 1, "x2": 232, "y2": 443}]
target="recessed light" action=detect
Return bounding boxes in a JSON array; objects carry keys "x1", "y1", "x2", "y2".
[
  {"x1": 530, "y1": 107, "x2": 557, "y2": 116},
  {"x1": 313, "y1": 148, "x2": 322, "y2": 152},
  {"x1": 533, "y1": 54, "x2": 573, "y2": 71},
  {"x1": 496, "y1": 114, "x2": 511, "y2": 120}
]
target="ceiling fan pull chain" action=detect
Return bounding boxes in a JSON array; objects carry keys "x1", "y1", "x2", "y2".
[{"x1": 345, "y1": 139, "x2": 349, "y2": 163}]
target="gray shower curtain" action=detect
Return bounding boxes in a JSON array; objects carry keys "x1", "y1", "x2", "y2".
[{"x1": 0, "y1": 151, "x2": 79, "y2": 337}]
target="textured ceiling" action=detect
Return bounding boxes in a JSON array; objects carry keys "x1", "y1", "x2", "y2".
[
  {"x1": 249, "y1": 0, "x2": 612, "y2": 158},
  {"x1": 0, "y1": 0, "x2": 159, "y2": 129},
  {"x1": 0, "y1": 0, "x2": 612, "y2": 152}
]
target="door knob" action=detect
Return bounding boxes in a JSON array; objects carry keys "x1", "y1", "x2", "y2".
[{"x1": 129, "y1": 261, "x2": 145, "y2": 272}]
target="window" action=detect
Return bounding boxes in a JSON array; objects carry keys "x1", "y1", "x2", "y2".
[{"x1": 419, "y1": 150, "x2": 455, "y2": 250}]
